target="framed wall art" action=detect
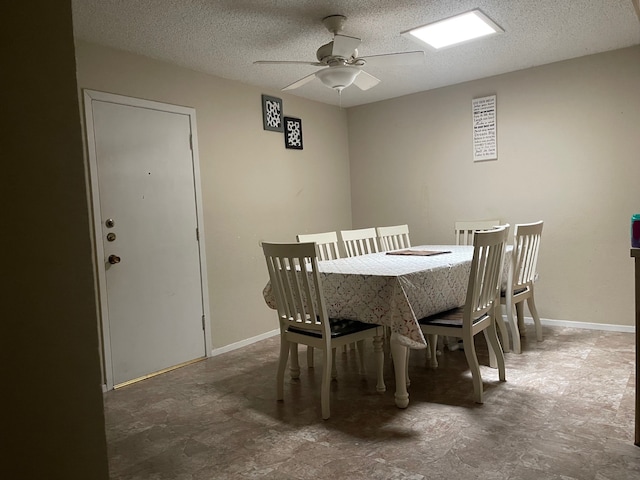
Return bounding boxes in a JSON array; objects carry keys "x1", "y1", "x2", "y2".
[
  {"x1": 261, "y1": 94, "x2": 283, "y2": 132},
  {"x1": 283, "y1": 117, "x2": 303, "y2": 150}
]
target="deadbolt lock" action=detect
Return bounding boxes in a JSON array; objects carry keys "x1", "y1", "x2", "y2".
[
  {"x1": 106, "y1": 233, "x2": 116, "y2": 242},
  {"x1": 105, "y1": 218, "x2": 115, "y2": 228}
]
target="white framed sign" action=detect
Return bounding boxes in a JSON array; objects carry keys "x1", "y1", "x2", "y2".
[{"x1": 472, "y1": 95, "x2": 497, "y2": 162}]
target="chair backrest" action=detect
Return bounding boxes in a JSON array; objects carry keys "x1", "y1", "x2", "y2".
[
  {"x1": 464, "y1": 225, "x2": 509, "y2": 321},
  {"x1": 455, "y1": 220, "x2": 501, "y2": 246},
  {"x1": 262, "y1": 242, "x2": 330, "y2": 339},
  {"x1": 376, "y1": 224, "x2": 411, "y2": 251},
  {"x1": 509, "y1": 221, "x2": 543, "y2": 291},
  {"x1": 296, "y1": 231, "x2": 341, "y2": 261},
  {"x1": 340, "y1": 227, "x2": 379, "y2": 257}
]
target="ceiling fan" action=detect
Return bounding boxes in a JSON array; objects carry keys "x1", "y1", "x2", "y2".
[{"x1": 254, "y1": 14, "x2": 425, "y2": 92}]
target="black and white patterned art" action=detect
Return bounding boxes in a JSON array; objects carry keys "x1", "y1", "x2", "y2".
[
  {"x1": 284, "y1": 117, "x2": 303, "y2": 150},
  {"x1": 261, "y1": 95, "x2": 283, "y2": 132}
]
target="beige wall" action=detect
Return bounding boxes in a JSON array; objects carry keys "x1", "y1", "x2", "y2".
[
  {"x1": 74, "y1": 39, "x2": 639, "y2": 359},
  {"x1": 348, "y1": 46, "x2": 640, "y2": 327},
  {"x1": 3, "y1": 2, "x2": 109, "y2": 478},
  {"x1": 74, "y1": 42, "x2": 353, "y2": 349}
]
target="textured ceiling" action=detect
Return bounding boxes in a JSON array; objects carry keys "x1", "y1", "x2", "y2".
[{"x1": 72, "y1": 0, "x2": 640, "y2": 108}]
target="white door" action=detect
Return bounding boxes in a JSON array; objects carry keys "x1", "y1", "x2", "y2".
[{"x1": 84, "y1": 91, "x2": 210, "y2": 388}]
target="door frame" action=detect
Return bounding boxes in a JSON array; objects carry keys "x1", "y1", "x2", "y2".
[{"x1": 83, "y1": 89, "x2": 212, "y2": 390}]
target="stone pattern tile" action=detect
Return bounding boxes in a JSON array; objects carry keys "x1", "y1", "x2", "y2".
[{"x1": 104, "y1": 326, "x2": 640, "y2": 479}]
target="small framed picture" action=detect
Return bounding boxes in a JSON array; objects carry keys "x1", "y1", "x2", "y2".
[
  {"x1": 284, "y1": 117, "x2": 303, "y2": 150},
  {"x1": 261, "y1": 95, "x2": 283, "y2": 132}
]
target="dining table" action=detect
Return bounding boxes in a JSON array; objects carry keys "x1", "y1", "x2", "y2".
[{"x1": 262, "y1": 244, "x2": 508, "y2": 409}]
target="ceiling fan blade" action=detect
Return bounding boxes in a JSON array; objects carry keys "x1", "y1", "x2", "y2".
[
  {"x1": 254, "y1": 60, "x2": 324, "y2": 66},
  {"x1": 352, "y1": 70, "x2": 380, "y2": 91},
  {"x1": 332, "y1": 34, "x2": 361, "y2": 58},
  {"x1": 359, "y1": 50, "x2": 426, "y2": 68},
  {"x1": 282, "y1": 72, "x2": 318, "y2": 91}
]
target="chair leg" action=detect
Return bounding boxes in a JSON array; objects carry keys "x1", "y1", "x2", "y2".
[
  {"x1": 428, "y1": 334, "x2": 438, "y2": 368},
  {"x1": 495, "y1": 307, "x2": 510, "y2": 353},
  {"x1": 277, "y1": 338, "x2": 289, "y2": 401},
  {"x1": 384, "y1": 326, "x2": 392, "y2": 353},
  {"x1": 527, "y1": 294, "x2": 543, "y2": 341},
  {"x1": 405, "y1": 347, "x2": 411, "y2": 387},
  {"x1": 505, "y1": 298, "x2": 522, "y2": 354},
  {"x1": 289, "y1": 343, "x2": 300, "y2": 379},
  {"x1": 321, "y1": 346, "x2": 332, "y2": 420},
  {"x1": 356, "y1": 339, "x2": 366, "y2": 375},
  {"x1": 331, "y1": 348, "x2": 337, "y2": 380},
  {"x1": 516, "y1": 302, "x2": 526, "y2": 334},
  {"x1": 486, "y1": 321, "x2": 506, "y2": 382},
  {"x1": 484, "y1": 329, "x2": 498, "y2": 369},
  {"x1": 445, "y1": 335, "x2": 462, "y2": 351},
  {"x1": 307, "y1": 346, "x2": 314, "y2": 368},
  {"x1": 373, "y1": 334, "x2": 386, "y2": 392},
  {"x1": 462, "y1": 335, "x2": 483, "y2": 404}
]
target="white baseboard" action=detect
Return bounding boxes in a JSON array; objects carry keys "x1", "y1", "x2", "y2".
[
  {"x1": 519, "y1": 316, "x2": 635, "y2": 334},
  {"x1": 207, "y1": 317, "x2": 635, "y2": 359},
  {"x1": 210, "y1": 328, "x2": 280, "y2": 357}
]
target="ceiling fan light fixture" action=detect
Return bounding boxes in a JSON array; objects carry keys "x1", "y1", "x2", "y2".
[
  {"x1": 316, "y1": 65, "x2": 361, "y2": 91},
  {"x1": 402, "y1": 9, "x2": 503, "y2": 50}
]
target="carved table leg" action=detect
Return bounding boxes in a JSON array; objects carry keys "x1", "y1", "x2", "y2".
[{"x1": 390, "y1": 333, "x2": 409, "y2": 408}]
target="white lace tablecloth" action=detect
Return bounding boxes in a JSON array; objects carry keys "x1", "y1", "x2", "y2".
[{"x1": 263, "y1": 245, "x2": 490, "y2": 349}]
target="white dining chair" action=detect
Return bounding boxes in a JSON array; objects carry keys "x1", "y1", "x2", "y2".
[
  {"x1": 297, "y1": 231, "x2": 341, "y2": 261},
  {"x1": 262, "y1": 241, "x2": 384, "y2": 419},
  {"x1": 296, "y1": 231, "x2": 341, "y2": 367},
  {"x1": 419, "y1": 225, "x2": 509, "y2": 404},
  {"x1": 448, "y1": 219, "x2": 502, "y2": 352},
  {"x1": 501, "y1": 221, "x2": 544, "y2": 354},
  {"x1": 340, "y1": 227, "x2": 379, "y2": 257},
  {"x1": 376, "y1": 224, "x2": 411, "y2": 251},
  {"x1": 454, "y1": 220, "x2": 501, "y2": 246}
]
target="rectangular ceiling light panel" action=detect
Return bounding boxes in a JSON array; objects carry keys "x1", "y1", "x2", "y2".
[{"x1": 402, "y1": 9, "x2": 503, "y2": 50}]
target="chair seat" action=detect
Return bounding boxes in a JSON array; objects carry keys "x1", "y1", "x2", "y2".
[
  {"x1": 289, "y1": 319, "x2": 379, "y2": 338},
  {"x1": 418, "y1": 307, "x2": 489, "y2": 328},
  {"x1": 501, "y1": 287, "x2": 528, "y2": 297}
]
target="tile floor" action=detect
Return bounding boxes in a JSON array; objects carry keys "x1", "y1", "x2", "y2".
[{"x1": 104, "y1": 325, "x2": 640, "y2": 479}]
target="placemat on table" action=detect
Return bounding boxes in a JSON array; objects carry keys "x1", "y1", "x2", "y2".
[{"x1": 386, "y1": 249, "x2": 452, "y2": 256}]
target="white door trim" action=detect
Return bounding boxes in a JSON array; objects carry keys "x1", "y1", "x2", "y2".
[{"x1": 83, "y1": 89, "x2": 212, "y2": 390}]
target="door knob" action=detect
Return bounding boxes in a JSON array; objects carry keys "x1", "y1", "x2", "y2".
[{"x1": 108, "y1": 254, "x2": 121, "y2": 265}]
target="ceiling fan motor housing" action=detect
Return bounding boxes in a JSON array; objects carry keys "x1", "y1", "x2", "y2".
[{"x1": 316, "y1": 42, "x2": 358, "y2": 65}]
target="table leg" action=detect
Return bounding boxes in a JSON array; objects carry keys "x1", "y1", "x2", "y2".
[
  {"x1": 390, "y1": 333, "x2": 409, "y2": 408},
  {"x1": 373, "y1": 335, "x2": 386, "y2": 392}
]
